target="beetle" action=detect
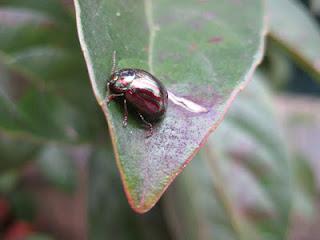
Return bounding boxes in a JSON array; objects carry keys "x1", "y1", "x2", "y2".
[{"x1": 105, "y1": 52, "x2": 168, "y2": 137}]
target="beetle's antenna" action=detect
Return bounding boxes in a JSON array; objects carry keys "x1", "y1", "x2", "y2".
[
  {"x1": 111, "y1": 50, "x2": 117, "y2": 74},
  {"x1": 106, "y1": 51, "x2": 116, "y2": 94}
]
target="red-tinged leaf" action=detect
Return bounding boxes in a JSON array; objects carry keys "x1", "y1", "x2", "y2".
[
  {"x1": 0, "y1": 197, "x2": 10, "y2": 224},
  {"x1": 163, "y1": 74, "x2": 293, "y2": 240},
  {"x1": 3, "y1": 221, "x2": 34, "y2": 240},
  {"x1": 74, "y1": 0, "x2": 266, "y2": 212}
]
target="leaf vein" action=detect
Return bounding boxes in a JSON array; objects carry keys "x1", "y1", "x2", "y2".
[{"x1": 144, "y1": 0, "x2": 156, "y2": 74}]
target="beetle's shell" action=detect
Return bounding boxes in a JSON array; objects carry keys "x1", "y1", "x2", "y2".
[{"x1": 109, "y1": 69, "x2": 168, "y2": 121}]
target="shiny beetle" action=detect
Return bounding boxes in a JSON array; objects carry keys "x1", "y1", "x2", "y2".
[{"x1": 106, "y1": 52, "x2": 168, "y2": 137}]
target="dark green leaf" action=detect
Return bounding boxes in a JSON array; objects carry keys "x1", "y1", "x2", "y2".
[
  {"x1": 0, "y1": 132, "x2": 38, "y2": 172},
  {"x1": 0, "y1": 5, "x2": 104, "y2": 142},
  {"x1": 0, "y1": 170, "x2": 19, "y2": 193},
  {"x1": 9, "y1": 190, "x2": 35, "y2": 221}
]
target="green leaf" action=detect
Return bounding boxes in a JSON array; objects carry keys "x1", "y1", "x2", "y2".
[
  {"x1": 163, "y1": 74, "x2": 293, "y2": 240},
  {"x1": 36, "y1": 144, "x2": 76, "y2": 192},
  {"x1": 0, "y1": 7, "x2": 57, "y2": 52},
  {"x1": 0, "y1": 0, "x2": 75, "y2": 32},
  {"x1": 0, "y1": 170, "x2": 19, "y2": 193},
  {"x1": 0, "y1": 6, "x2": 104, "y2": 142},
  {"x1": 75, "y1": 0, "x2": 266, "y2": 213},
  {"x1": 27, "y1": 234, "x2": 55, "y2": 240},
  {"x1": 291, "y1": 154, "x2": 316, "y2": 219},
  {"x1": 0, "y1": 64, "x2": 86, "y2": 142},
  {"x1": 267, "y1": 0, "x2": 320, "y2": 81},
  {"x1": 10, "y1": 190, "x2": 36, "y2": 221},
  {"x1": 89, "y1": 147, "x2": 172, "y2": 240},
  {"x1": 263, "y1": 42, "x2": 292, "y2": 89},
  {"x1": 279, "y1": 102, "x2": 319, "y2": 219},
  {"x1": 0, "y1": 132, "x2": 38, "y2": 172}
]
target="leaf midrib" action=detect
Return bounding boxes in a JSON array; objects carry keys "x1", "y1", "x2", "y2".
[{"x1": 144, "y1": 0, "x2": 156, "y2": 74}]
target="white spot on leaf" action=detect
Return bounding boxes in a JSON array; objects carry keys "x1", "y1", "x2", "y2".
[{"x1": 168, "y1": 91, "x2": 208, "y2": 113}]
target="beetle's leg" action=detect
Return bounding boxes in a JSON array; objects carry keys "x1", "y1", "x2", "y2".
[
  {"x1": 111, "y1": 50, "x2": 117, "y2": 74},
  {"x1": 105, "y1": 93, "x2": 124, "y2": 105},
  {"x1": 138, "y1": 112, "x2": 153, "y2": 137},
  {"x1": 123, "y1": 99, "x2": 128, "y2": 127}
]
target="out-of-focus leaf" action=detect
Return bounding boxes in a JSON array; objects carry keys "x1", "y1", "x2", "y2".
[
  {"x1": 0, "y1": 170, "x2": 19, "y2": 193},
  {"x1": 263, "y1": 42, "x2": 292, "y2": 89},
  {"x1": 9, "y1": 191, "x2": 35, "y2": 222},
  {"x1": 0, "y1": 7, "x2": 58, "y2": 52},
  {"x1": 163, "y1": 74, "x2": 293, "y2": 240},
  {"x1": 0, "y1": 65, "x2": 88, "y2": 142},
  {"x1": 0, "y1": 5, "x2": 104, "y2": 142},
  {"x1": 27, "y1": 234, "x2": 55, "y2": 240},
  {"x1": 293, "y1": 154, "x2": 317, "y2": 198},
  {"x1": 0, "y1": 132, "x2": 38, "y2": 172},
  {"x1": 36, "y1": 144, "x2": 76, "y2": 192},
  {"x1": 311, "y1": 0, "x2": 320, "y2": 15},
  {"x1": 291, "y1": 154, "x2": 316, "y2": 219},
  {"x1": 75, "y1": 0, "x2": 266, "y2": 213},
  {"x1": 0, "y1": 0, "x2": 77, "y2": 45},
  {"x1": 267, "y1": 0, "x2": 320, "y2": 81},
  {"x1": 277, "y1": 99, "x2": 320, "y2": 219},
  {"x1": 89, "y1": 146, "x2": 172, "y2": 240}
]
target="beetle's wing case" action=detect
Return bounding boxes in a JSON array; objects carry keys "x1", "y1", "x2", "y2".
[
  {"x1": 125, "y1": 69, "x2": 168, "y2": 120},
  {"x1": 131, "y1": 70, "x2": 162, "y2": 96}
]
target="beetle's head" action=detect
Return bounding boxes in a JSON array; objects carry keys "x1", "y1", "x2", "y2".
[{"x1": 108, "y1": 69, "x2": 135, "y2": 93}]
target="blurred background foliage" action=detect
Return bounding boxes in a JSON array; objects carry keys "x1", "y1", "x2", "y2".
[{"x1": 0, "y1": 0, "x2": 319, "y2": 239}]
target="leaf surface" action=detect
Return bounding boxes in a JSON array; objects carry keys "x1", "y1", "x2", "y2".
[
  {"x1": 163, "y1": 74, "x2": 293, "y2": 240},
  {"x1": 75, "y1": 0, "x2": 266, "y2": 212}
]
